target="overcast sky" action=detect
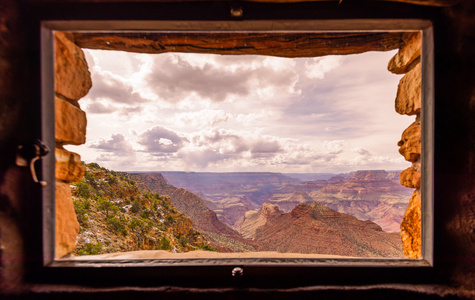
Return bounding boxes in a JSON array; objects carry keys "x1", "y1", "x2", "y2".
[{"x1": 66, "y1": 49, "x2": 414, "y2": 173}]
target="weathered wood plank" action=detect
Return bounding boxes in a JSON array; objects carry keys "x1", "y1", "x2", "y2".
[{"x1": 72, "y1": 32, "x2": 406, "y2": 57}]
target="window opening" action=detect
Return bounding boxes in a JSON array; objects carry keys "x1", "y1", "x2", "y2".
[{"x1": 48, "y1": 23, "x2": 431, "y2": 266}]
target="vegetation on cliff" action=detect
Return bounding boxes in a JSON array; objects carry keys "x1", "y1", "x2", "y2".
[{"x1": 71, "y1": 162, "x2": 215, "y2": 256}]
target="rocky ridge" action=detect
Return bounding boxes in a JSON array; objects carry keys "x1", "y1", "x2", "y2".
[
  {"x1": 130, "y1": 173, "x2": 260, "y2": 252},
  {"x1": 71, "y1": 163, "x2": 214, "y2": 256},
  {"x1": 249, "y1": 202, "x2": 403, "y2": 257}
]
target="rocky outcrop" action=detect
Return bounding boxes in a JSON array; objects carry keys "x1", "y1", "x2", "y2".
[
  {"x1": 266, "y1": 191, "x2": 315, "y2": 212},
  {"x1": 254, "y1": 202, "x2": 403, "y2": 257},
  {"x1": 131, "y1": 173, "x2": 260, "y2": 252},
  {"x1": 310, "y1": 170, "x2": 413, "y2": 232},
  {"x1": 235, "y1": 203, "x2": 283, "y2": 238},
  {"x1": 389, "y1": 32, "x2": 422, "y2": 259}
]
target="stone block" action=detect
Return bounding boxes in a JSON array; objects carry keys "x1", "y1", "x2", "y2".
[
  {"x1": 55, "y1": 32, "x2": 92, "y2": 101},
  {"x1": 388, "y1": 32, "x2": 421, "y2": 74},
  {"x1": 395, "y1": 64, "x2": 421, "y2": 116},
  {"x1": 400, "y1": 166, "x2": 421, "y2": 189},
  {"x1": 398, "y1": 120, "x2": 421, "y2": 162},
  {"x1": 55, "y1": 147, "x2": 85, "y2": 182},
  {"x1": 55, "y1": 96, "x2": 87, "y2": 145},
  {"x1": 400, "y1": 191, "x2": 421, "y2": 259},
  {"x1": 55, "y1": 180, "x2": 79, "y2": 258}
]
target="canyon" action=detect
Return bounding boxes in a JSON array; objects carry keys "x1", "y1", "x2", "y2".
[
  {"x1": 157, "y1": 170, "x2": 412, "y2": 233},
  {"x1": 131, "y1": 169, "x2": 408, "y2": 257}
]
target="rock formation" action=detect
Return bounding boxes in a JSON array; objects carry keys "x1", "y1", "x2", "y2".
[
  {"x1": 131, "y1": 173, "x2": 260, "y2": 252},
  {"x1": 234, "y1": 203, "x2": 283, "y2": 238},
  {"x1": 71, "y1": 163, "x2": 212, "y2": 255},
  {"x1": 310, "y1": 170, "x2": 413, "y2": 232},
  {"x1": 252, "y1": 202, "x2": 403, "y2": 257}
]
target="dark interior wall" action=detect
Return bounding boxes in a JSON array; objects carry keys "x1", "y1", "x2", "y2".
[{"x1": 0, "y1": 0, "x2": 474, "y2": 298}]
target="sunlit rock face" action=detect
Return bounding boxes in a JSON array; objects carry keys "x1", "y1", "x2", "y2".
[
  {"x1": 55, "y1": 32, "x2": 92, "y2": 101},
  {"x1": 389, "y1": 32, "x2": 422, "y2": 259},
  {"x1": 55, "y1": 148, "x2": 85, "y2": 182},
  {"x1": 398, "y1": 119, "x2": 421, "y2": 163},
  {"x1": 55, "y1": 181, "x2": 80, "y2": 258},
  {"x1": 400, "y1": 191, "x2": 421, "y2": 258},
  {"x1": 55, "y1": 96, "x2": 87, "y2": 146}
]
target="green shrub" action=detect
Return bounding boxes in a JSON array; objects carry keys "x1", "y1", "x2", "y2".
[
  {"x1": 130, "y1": 200, "x2": 141, "y2": 214},
  {"x1": 165, "y1": 214, "x2": 175, "y2": 226},
  {"x1": 87, "y1": 162, "x2": 101, "y2": 169},
  {"x1": 75, "y1": 181, "x2": 92, "y2": 199},
  {"x1": 158, "y1": 236, "x2": 171, "y2": 251},
  {"x1": 140, "y1": 209, "x2": 151, "y2": 219},
  {"x1": 73, "y1": 199, "x2": 89, "y2": 224},
  {"x1": 178, "y1": 236, "x2": 188, "y2": 247},
  {"x1": 97, "y1": 197, "x2": 119, "y2": 218},
  {"x1": 199, "y1": 244, "x2": 218, "y2": 252},
  {"x1": 78, "y1": 242, "x2": 102, "y2": 255},
  {"x1": 107, "y1": 217, "x2": 128, "y2": 236}
]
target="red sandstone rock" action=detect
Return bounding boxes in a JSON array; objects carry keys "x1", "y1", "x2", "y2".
[
  {"x1": 395, "y1": 64, "x2": 421, "y2": 116},
  {"x1": 400, "y1": 191, "x2": 421, "y2": 259},
  {"x1": 55, "y1": 147, "x2": 85, "y2": 182},
  {"x1": 237, "y1": 203, "x2": 283, "y2": 238},
  {"x1": 255, "y1": 202, "x2": 403, "y2": 257},
  {"x1": 55, "y1": 96, "x2": 87, "y2": 145},
  {"x1": 55, "y1": 180, "x2": 79, "y2": 258},
  {"x1": 398, "y1": 120, "x2": 421, "y2": 162},
  {"x1": 55, "y1": 32, "x2": 92, "y2": 101},
  {"x1": 400, "y1": 167, "x2": 421, "y2": 189},
  {"x1": 388, "y1": 32, "x2": 421, "y2": 74}
]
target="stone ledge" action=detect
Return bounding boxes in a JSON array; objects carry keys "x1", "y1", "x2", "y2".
[
  {"x1": 55, "y1": 96, "x2": 87, "y2": 145},
  {"x1": 55, "y1": 147, "x2": 85, "y2": 182}
]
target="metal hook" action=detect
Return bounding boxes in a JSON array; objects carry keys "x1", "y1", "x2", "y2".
[{"x1": 16, "y1": 140, "x2": 50, "y2": 188}]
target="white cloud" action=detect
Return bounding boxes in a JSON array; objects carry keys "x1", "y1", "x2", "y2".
[
  {"x1": 137, "y1": 126, "x2": 186, "y2": 154},
  {"x1": 71, "y1": 49, "x2": 412, "y2": 173},
  {"x1": 305, "y1": 56, "x2": 343, "y2": 79}
]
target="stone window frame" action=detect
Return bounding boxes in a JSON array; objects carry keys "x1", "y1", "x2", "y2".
[{"x1": 40, "y1": 19, "x2": 434, "y2": 274}]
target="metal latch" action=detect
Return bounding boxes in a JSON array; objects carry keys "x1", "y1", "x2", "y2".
[{"x1": 16, "y1": 139, "x2": 50, "y2": 188}]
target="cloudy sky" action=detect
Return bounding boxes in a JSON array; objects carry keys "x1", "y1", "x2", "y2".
[{"x1": 66, "y1": 48, "x2": 414, "y2": 173}]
